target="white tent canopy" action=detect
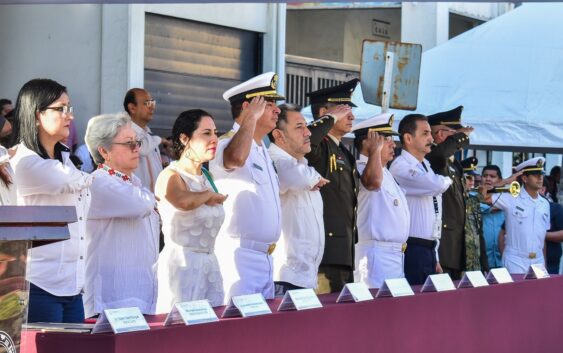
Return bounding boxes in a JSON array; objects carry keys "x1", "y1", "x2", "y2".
[
  {"x1": 413, "y1": 3, "x2": 563, "y2": 151},
  {"x1": 303, "y1": 3, "x2": 563, "y2": 151}
]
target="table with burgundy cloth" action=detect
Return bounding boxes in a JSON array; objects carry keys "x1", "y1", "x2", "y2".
[{"x1": 20, "y1": 275, "x2": 563, "y2": 353}]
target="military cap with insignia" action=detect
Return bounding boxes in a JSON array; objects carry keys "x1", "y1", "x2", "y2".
[
  {"x1": 515, "y1": 157, "x2": 546, "y2": 175},
  {"x1": 351, "y1": 113, "x2": 399, "y2": 138},
  {"x1": 223, "y1": 72, "x2": 285, "y2": 105},
  {"x1": 306, "y1": 78, "x2": 359, "y2": 107},
  {"x1": 427, "y1": 105, "x2": 465, "y2": 129},
  {"x1": 461, "y1": 157, "x2": 479, "y2": 176}
]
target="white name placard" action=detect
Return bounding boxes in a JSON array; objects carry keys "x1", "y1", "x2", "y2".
[
  {"x1": 376, "y1": 278, "x2": 414, "y2": 298},
  {"x1": 486, "y1": 268, "x2": 514, "y2": 284},
  {"x1": 336, "y1": 282, "x2": 374, "y2": 303},
  {"x1": 420, "y1": 273, "x2": 456, "y2": 293},
  {"x1": 524, "y1": 264, "x2": 550, "y2": 280},
  {"x1": 222, "y1": 293, "x2": 271, "y2": 318},
  {"x1": 278, "y1": 288, "x2": 322, "y2": 311},
  {"x1": 91, "y1": 307, "x2": 149, "y2": 334},
  {"x1": 164, "y1": 300, "x2": 218, "y2": 326},
  {"x1": 458, "y1": 271, "x2": 489, "y2": 288}
]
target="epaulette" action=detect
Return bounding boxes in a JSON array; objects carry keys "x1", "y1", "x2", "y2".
[{"x1": 219, "y1": 130, "x2": 236, "y2": 141}]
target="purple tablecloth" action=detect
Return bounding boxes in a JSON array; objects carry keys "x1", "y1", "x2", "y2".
[{"x1": 21, "y1": 275, "x2": 563, "y2": 353}]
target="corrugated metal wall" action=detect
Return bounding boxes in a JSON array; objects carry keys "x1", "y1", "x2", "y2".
[
  {"x1": 144, "y1": 13, "x2": 260, "y2": 136},
  {"x1": 285, "y1": 55, "x2": 359, "y2": 108}
]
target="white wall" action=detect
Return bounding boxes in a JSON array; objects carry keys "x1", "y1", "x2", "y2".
[
  {"x1": 0, "y1": 3, "x2": 285, "y2": 142},
  {"x1": 0, "y1": 5, "x2": 103, "y2": 143}
]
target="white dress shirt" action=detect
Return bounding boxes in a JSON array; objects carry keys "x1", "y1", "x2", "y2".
[
  {"x1": 210, "y1": 123, "x2": 281, "y2": 300},
  {"x1": 357, "y1": 155, "x2": 410, "y2": 243},
  {"x1": 84, "y1": 169, "x2": 159, "y2": 317},
  {"x1": 210, "y1": 123, "x2": 281, "y2": 244},
  {"x1": 494, "y1": 189, "x2": 550, "y2": 273},
  {"x1": 11, "y1": 143, "x2": 92, "y2": 296},
  {"x1": 355, "y1": 155, "x2": 410, "y2": 288},
  {"x1": 268, "y1": 143, "x2": 324, "y2": 289},
  {"x1": 389, "y1": 149, "x2": 452, "y2": 241},
  {"x1": 131, "y1": 121, "x2": 163, "y2": 192}
]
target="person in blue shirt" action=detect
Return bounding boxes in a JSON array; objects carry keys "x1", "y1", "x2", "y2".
[{"x1": 480, "y1": 165, "x2": 505, "y2": 268}]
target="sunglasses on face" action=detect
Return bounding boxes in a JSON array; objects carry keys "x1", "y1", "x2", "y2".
[{"x1": 112, "y1": 140, "x2": 142, "y2": 151}]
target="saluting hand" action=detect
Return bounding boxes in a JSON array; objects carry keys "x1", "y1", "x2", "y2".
[
  {"x1": 499, "y1": 171, "x2": 523, "y2": 187},
  {"x1": 363, "y1": 131, "x2": 385, "y2": 156},
  {"x1": 241, "y1": 96, "x2": 267, "y2": 123},
  {"x1": 457, "y1": 126, "x2": 475, "y2": 136},
  {"x1": 325, "y1": 104, "x2": 352, "y2": 121},
  {"x1": 311, "y1": 177, "x2": 330, "y2": 191}
]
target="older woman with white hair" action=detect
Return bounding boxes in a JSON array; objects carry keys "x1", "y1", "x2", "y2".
[{"x1": 84, "y1": 112, "x2": 159, "y2": 318}]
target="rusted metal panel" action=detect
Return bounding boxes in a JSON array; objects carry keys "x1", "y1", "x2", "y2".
[{"x1": 360, "y1": 40, "x2": 422, "y2": 110}]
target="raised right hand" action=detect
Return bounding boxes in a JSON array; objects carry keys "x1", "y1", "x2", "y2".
[
  {"x1": 325, "y1": 104, "x2": 352, "y2": 121},
  {"x1": 241, "y1": 96, "x2": 267, "y2": 123}
]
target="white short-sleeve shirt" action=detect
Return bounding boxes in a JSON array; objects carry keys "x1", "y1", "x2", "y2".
[{"x1": 357, "y1": 155, "x2": 410, "y2": 243}]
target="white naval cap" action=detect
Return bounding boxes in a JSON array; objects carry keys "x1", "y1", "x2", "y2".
[
  {"x1": 351, "y1": 113, "x2": 398, "y2": 137},
  {"x1": 515, "y1": 157, "x2": 546, "y2": 175},
  {"x1": 223, "y1": 72, "x2": 285, "y2": 104}
]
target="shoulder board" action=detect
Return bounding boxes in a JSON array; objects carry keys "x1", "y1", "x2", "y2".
[{"x1": 219, "y1": 130, "x2": 236, "y2": 141}]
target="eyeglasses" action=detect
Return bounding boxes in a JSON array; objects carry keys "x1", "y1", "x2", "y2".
[
  {"x1": 112, "y1": 140, "x2": 142, "y2": 151},
  {"x1": 141, "y1": 99, "x2": 156, "y2": 108},
  {"x1": 44, "y1": 105, "x2": 73, "y2": 115}
]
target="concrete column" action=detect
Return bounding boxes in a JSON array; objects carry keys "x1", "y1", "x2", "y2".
[
  {"x1": 401, "y1": 2, "x2": 449, "y2": 52},
  {"x1": 491, "y1": 151, "x2": 513, "y2": 178},
  {"x1": 545, "y1": 154, "x2": 562, "y2": 176},
  {"x1": 100, "y1": 4, "x2": 130, "y2": 113}
]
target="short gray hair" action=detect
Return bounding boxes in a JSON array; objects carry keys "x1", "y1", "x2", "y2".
[{"x1": 85, "y1": 112, "x2": 132, "y2": 164}]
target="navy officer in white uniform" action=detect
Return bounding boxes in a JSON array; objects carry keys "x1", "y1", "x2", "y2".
[
  {"x1": 353, "y1": 113, "x2": 410, "y2": 288},
  {"x1": 210, "y1": 72, "x2": 284, "y2": 302},
  {"x1": 481, "y1": 157, "x2": 550, "y2": 273}
]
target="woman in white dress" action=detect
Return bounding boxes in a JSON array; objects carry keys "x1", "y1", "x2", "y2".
[
  {"x1": 156, "y1": 109, "x2": 227, "y2": 312},
  {"x1": 10, "y1": 79, "x2": 92, "y2": 323},
  {"x1": 84, "y1": 113, "x2": 159, "y2": 318}
]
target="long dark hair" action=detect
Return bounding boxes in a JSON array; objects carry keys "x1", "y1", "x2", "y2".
[
  {"x1": 171, "y1": 109, "x2": 213, "y2": 160},
  {"x1": 11, "y1": 79, "x2": 67, "y2": 156}
]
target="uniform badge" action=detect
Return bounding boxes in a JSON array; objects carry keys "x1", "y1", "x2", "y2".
[
  {"x1": 394, "y1": 199, "x2": 399, "y2": 206},
  {"x1": 252, "y1": 163, "x2": 263, "y2": 171}
]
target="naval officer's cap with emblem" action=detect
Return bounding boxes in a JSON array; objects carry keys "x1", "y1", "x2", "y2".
[
  {"x1": 223, "y1": 72, "x2": 285, "y2": 105},
  {"x1": 427, "y1": 105, "x2": 465, "y2": 129},
  {"x1": 351, "y1": 113, "x2": 399, "y2": 138},
  {"x1": 515, "y1": 157, "x2": 546, "y2": 175},
  {"x1": 461, "y1": 157, "x2": 479, "y2": 176},
  {"x1": 306, "y1": 78, "x2": 360, "y2": 107}
]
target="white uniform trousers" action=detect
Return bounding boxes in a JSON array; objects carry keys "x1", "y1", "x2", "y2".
[
  {"x1": 215, "y1": 236, "x2": 275, "y2": 304},
  {"x1": 354, "y1": 240, "x2": 405, "y2": 289},
  {"x1": 503, "y1": 247, "x2": 545, "y2": 274}
]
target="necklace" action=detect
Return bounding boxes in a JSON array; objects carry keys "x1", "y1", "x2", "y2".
[{"x1": 98, "y1": 164, "x2": 132, "y2": 183}]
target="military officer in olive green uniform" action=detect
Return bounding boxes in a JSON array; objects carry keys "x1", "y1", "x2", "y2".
[
  {"x1": 461, "y1": 157, "x2": 489, "y2": 272},
  {"x1": 305, "y1": 79, "x2": 360, "y2": 294},
  {"x1": 426, "y1": 106, "x2": 474, "y2": 279}
]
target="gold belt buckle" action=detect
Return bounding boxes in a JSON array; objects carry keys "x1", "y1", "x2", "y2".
[
  {"x1": 401, "y1": 243, "x2": 407, "y2": 253},
  {"x1": 528, "y1": 252, "x2": 536, "y2": 259},
  {"x1": 267, "y1": 243, "x2": 276, "y2": 255}
]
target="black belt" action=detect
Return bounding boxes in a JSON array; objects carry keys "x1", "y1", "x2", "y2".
[{"x1": 407, "y1": 237, "x2": 437, "y2": 249}]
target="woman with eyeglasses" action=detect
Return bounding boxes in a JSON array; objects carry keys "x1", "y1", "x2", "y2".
[
  {"x1": 83, "y1": 113, "x2": 159, "y2": 318},
  {"x1": 155, "y1": 109, "x2": 227, "y2": 312},
  {"x1": 10, "y1": 78, "x2": 92, "y2": 323}
]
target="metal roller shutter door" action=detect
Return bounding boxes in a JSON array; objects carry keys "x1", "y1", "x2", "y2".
[{"x1": 144, "y1": 13, "x2": 260, "y2": 136}]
